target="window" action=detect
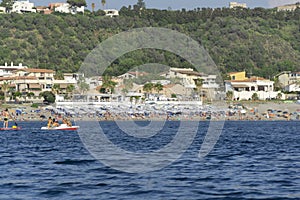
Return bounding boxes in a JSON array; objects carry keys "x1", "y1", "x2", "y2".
[{"x1": 232, "y1": 76, "x2": 235, "y2": 80}]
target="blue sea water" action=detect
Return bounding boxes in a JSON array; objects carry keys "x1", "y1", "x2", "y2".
[{"x1": 0, "y1": 121, "x2": 299, "y2": 199}]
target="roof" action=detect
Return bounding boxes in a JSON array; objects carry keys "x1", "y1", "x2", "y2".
[
  {"x1": 227, "y1": 76, "x2": 267, "y2": 83},
  {"x1": 171, "y1": 69, "x2": 203, "y2": 76},
  {"x1": 0, "y1": 76, "x2": 37, "y2": 81},
  {"x1": 17, "y1": 68, "x2": 54, "y2": 73}
]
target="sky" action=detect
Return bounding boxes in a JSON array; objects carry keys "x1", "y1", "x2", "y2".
[{"x1": 12, "y1": 0, "x2": 300, "y2": 10}]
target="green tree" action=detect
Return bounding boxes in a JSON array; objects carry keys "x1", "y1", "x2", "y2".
[
  {"x1": 194, "y1": 78, "x2": 203, "y2": 100},
  {"x1": 154, "y1": 82, "x2": 163, "y2": 94},
  {"x1": 226, "y1": 91, "x2": 234, "y2": 101},
  {"x1": 0, "y1": 81, "x2": 10, "y2": 103},
  {"x1": 54, "y1": 71, "x2": 64, "y2": 80},
  {"x1": 143, "y1": 82, "x2": 153, "y2": 98},
  {"x1": 52, "y1": 84, "x2": 61, "y2": 95},
  {"x1": 0, "y1": 0, "x2": 14, "y2": 12},
  {"x1": 252, "y1": 93, "x2": 259, "y2": 101},
  {"x1": 79, "y1": 81, "x2": 89, "y2": 94},
  {"x1": 39, "y1": 91, "x2": 56, "y2": 103},
  {"x1": 101, "y1": 76, "x2": 117, "y2": 94},
  {"x1": 135, "y1": 0, "x2": 145, "y2": 10},
  {"x1": 101, "y1": 0, "x2": 106, "y2": 9},
  {"x1": 66, "y1": 84, "x2": 75, "y2": 98},
  {"x1": 67, "y1": 0, "x2": 87, "y2": 13}
]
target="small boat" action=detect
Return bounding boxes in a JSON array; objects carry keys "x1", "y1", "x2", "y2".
[
  {"x1": 0, "y1": 126, "x2": 21, "y2": 131},
  {"x1": 41, "y1": 124, "x2": 79, "y2": 130}
]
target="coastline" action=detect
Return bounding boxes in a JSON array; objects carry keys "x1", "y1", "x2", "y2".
[{"x1": 0, "y1": 101, "x2": 299, "y2": 124}]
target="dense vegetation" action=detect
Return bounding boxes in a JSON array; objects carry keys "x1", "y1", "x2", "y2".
[{"x1": 0, "y1": 6, "x2": 299, "y2": 78}]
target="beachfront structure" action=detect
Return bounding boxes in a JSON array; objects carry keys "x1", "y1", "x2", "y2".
[
  {"x1": 11, "y1": 0, "x2": 36, "y2": 13},
  {"x1": 163, "y1": 68, "x2": 220, "y2": 100},
  {"x1": 0, "y1": 68, "x2": 77, "y2": 99},
  {"x1": 0, "y1": 62, "x2": 27, "y2": 77},
  {"x1": 275, "y1": 71, "x2": 300, "y2": 92},
  {"x1": 228, "y1": 71, "x2": 247, "y2": 81},
  {"x1": 277, "y1": 3, "x2": 300, "y2": 11},
  {"x1": 52, "y1": 3, "x2": 84, "y2": 14},
  {"x1": 229, "y1": 2, "x2": 247, "y2": 9},
  {"x1": 0, "y1": 6, "x2": 6, "y2": 13},
  {"x1": 225, "y1": 76, "x2": 282, "y2": 100},
  {"x1": 104, "y1": 9, "x2": 119, "y2": 17}
]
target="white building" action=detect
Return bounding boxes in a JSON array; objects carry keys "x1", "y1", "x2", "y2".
[
  {"x1": 276, "y1": 71, "x2": 300, "y2": 92},
  {"x1": 0, "y1": 6, "x2": 6, "y2": 13},
  {"x1": 54, "y1": 3, "x2": 84, "y2": 14},
  {"x1": 104, "y1": 9, "x2": 119, "y2": 17},
  {"x1": 277, "y1": 3, "x2": 300, "y2": 11},
  {"x1": 225, "y1": 76, "x2": 282, "y2": 100},
  {"x1": 0, "y1": 62, "x2": 27, "y2": 77},
  {"x1": 11, "y1": 0, "x2": 36, "y2": 13},
  {"x1": 229, "y1": 2, "x2": 247, "y2": 9}
]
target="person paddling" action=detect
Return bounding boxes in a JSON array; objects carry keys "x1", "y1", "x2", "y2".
[{"x1": 2, "y1": 108, "x2": 9, "y2": 128}]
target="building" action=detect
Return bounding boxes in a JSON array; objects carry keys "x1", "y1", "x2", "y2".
[
  {"x1": 0, "y1": 62, "x2": 27, "y2": 77},
  {"x1": 104, "y1": 9, "x2": 119, "y2": 17},
  {"x1": 225, "y1": 76, "x2": 282, "y2": 100},
  {"x1": 277, "y1": 3, "x2": 300, "y2": 11},
  {"x1": 53, "y1": 3, "x2": 84, "y2": 14},
  {"x1": 11, "y1": 0, "x2": 36, "y2": 13},
  {"x1": 163, "y1": 68, "x2": 220, "y2": 100},
  {"x1": 228, "y1": 71, "x2": 247, "y2": 81},
  {"x1": 0, "y1": 6, "x2": 6, "y2": 13},
  {"x1": 36, "y1": 6, "x2": 52, "y2": 14},
  {"x1": 229, "y1": 2, "x2": 247, "y2": 9},
  {"x1": 275, "y1": 71, "x2": 300, "y2": 92}
]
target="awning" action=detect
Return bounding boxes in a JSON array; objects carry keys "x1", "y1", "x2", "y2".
[
  {"x1": 232, "y1": 84, "x2": 249, "y2": 88},
  {"x1": 29, "y1": 83, "x2": 41, "y2": 89}
]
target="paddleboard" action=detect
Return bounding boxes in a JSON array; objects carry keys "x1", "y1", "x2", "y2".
[
  {"x1": 0, "y1": 127, "x2": 21, "y2": 131},
  {"x1": 41, "y1": 124, "x2": 79, "y2": 130}
]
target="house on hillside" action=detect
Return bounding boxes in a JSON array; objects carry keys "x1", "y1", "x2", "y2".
[
  {"x1": 0, "y1": 6, "x2": 6, "y2": 13},
  {"x1": 277, "y1": 3, "x2": 300, "y2": 11},
  {"x1": 275, "y1": 71, "x2": 300, "y2": 92},
  {"x1": 11, "y1": 0, "x2": 36, "y2": 13},
  {"x1": 104, "y1": 9, "x2": 119, "y2": 17},
  {"x1": 225, "y1": 72, "x2": 283, "y2": 100},
  {"x1": 0, "y1": 62, "x2": 27, "y2": 77},
  {"x1": 229, "y1": 2, "x2": 247, "y2": 9},
  {"x1": 51, "y1": 3, "x2": 84, "y2": 14},
  {"x1": 162, "y1": 68, "x2": 220, "y2": 100}
]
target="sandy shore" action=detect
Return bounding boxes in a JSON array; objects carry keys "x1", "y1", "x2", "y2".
[{"x1": 0, "y1": 101, "x2": 299, "y2": 124}]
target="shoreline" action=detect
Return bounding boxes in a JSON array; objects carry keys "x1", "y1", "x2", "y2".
[{"x1": 1, "y1": 101, "x2": 299, "y2": 123}]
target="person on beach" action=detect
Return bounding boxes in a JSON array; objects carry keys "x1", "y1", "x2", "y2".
[{"x1": 2, "y1": 108, "x2": 9, "y2": 128}]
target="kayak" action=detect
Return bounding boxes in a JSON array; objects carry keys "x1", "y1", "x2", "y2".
[
  {"x1": 41, "y1": 124, "x2": 79, "y2": 130},
  {"x1": 0, "y1": 127, "x2": 21, "y2": 131}
]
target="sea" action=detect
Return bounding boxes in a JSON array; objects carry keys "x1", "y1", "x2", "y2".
[{"x1": 0, "y1": 121, "x2": 299, "y2": 200}]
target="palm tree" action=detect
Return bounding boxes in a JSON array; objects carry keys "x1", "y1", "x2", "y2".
[
  {"x1": 101, "y1": 0, "x2": 106, "y2": 9},
  {"x1": 66, "y1": 84, "x2": 75, "y2": 99},
  {"x1": 194, "y1": 78, "x2": 203, "y2": 101},
  {"x1": 1, "y1": 81, "x2": 10, "y2": 103},
  {"x1": 154, "y1": 82, "x2": 163, "y2": 94},
  {"x1": 79, "y1": 81, "x2": 90, "y2": 94},
  {"x1": 102, "y1": 76, "x2": 117, "y2": 94},
  {"x1": 52, "y1": 84, "x2": 61, "y2": 95},
  {"x1": 226, "y1": 91, "x2": 234, "y2": 101},
  {"x1": 143, "y1": 82, "x2": 153, "y2": 98}
]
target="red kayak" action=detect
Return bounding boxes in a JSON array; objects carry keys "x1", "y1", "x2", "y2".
[{"x1": 0, "y1": 127, "x2": 21, "y2": 131}]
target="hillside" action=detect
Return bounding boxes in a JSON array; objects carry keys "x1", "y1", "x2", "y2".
[{"x1": 0, "y1": 7, "x2": 299, "y2": 78}]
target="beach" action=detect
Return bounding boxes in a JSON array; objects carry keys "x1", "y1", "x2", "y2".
[{"x1": 1, "y1": 101, "x2": 299, "y2": 124}]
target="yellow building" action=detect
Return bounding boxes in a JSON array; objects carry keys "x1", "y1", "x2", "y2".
[{"x1": 228, "y1": 71, "x2": 246, "y2": 81}]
